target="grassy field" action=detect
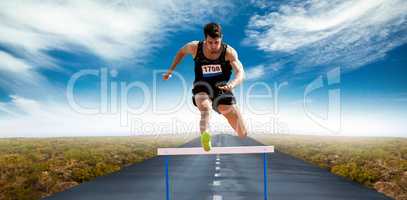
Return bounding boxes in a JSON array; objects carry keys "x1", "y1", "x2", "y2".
[
  {"x1": 0, "y1": 134, "x2": 196, "y2": 200},
  {"x1": 251, "y1": 134, "x2": 407, "y2": 200}
]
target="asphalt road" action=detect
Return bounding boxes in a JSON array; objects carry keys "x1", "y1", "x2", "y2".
[{"x1": 44, "y1": 134, "x2": 392, "y2": 200}]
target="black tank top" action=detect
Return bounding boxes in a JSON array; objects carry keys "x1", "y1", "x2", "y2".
[{"x1": 193, "y1": 41, "x2": 232, "y2": 85}]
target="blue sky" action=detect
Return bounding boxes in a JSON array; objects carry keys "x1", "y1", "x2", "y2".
[{"x1": 0, "y1": 0, "x2": 406, "y2": 137}]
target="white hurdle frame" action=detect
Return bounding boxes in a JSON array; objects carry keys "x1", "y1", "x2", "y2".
[{"x1": 157, "y1": 146, "x2": 274, "y2": 200}]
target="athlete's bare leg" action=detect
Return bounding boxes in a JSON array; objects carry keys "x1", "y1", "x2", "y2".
[
  {"x1": 194, "y1": 92, "x2": 212, "y2": 133},
  {"x1": 217, "y1": 104, "x2": 247, "y2": 139}
]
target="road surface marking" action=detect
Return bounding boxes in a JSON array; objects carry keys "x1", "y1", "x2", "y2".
[
  {"x1": 216, "y1": 161, "x2": 220, "y2": 165},
  {"x1": 213, "y1": 180, "x2": 221, "y2": 186},
  {"x1": 216, "y1": 166, "x2": 220, "y2": 171},
  {"x1": 213, "y1": 195, "x2": 223, "y2": 200},
  {"x1": 214, "y1": 173, "x2": 220, "y2": 177}
]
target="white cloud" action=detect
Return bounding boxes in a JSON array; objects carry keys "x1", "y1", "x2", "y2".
[
  {"x1": 9, "y1": 95, "x2": 42, "y2": 114},
  {"x1": 0, "y1": 0, "x2": 236, "y2": 62},
  {"x1": 0, "y1": 51, "x2": 61, "y2": 100},
  {"x1": 249, "y1": 0, "x2": 275, "y2": 9},
  {"x1": 246, "y1": 63, "x2": 281, "y2": 80},
  {"x1": 0, "y1": 103, "x2": 18, "y2": 117},
  {"x1": 246, "y1": 65, "x2": 265, "y2": 80},
  {"x1": 0, "y1": 52, "x2": 32, "y2": 73},
  {"x1": 0, "y1": 0, "x2": 238, "y2": 113},
  {"x1": 245, "y1": 0, "x2": 407, "y2": 71},
  {"x1": 0, "y1": 95, "x2": 195, "y2": 137}
]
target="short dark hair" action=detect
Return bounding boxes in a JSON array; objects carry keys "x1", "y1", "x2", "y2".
[{"x1": 204, "y1": 22, "x2": 222, "y2": 39}]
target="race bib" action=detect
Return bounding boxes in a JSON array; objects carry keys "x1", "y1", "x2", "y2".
[{"x1": 202, "y1": 64, "x2": 222, "y2": 77}]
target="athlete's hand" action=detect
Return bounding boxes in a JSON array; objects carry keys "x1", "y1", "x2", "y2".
[
  {"x1": 218, "y1": 83, "x2": 234, "y2": 91},
  {"x1": 162, "y1": 71, "x2": 172, "y2": 80}
]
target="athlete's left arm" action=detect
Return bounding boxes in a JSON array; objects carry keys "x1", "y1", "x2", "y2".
[{"x1": 225, "y1": 46, "x2": 245, "y2": 90}]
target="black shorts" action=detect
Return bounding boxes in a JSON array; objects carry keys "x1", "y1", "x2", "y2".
[{"x1": 191, "y1": 81, "x2": 236, "y2": 114}]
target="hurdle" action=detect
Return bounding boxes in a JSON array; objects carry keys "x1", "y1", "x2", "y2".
[{"x1": 157, "y1": 146, "x2": 274, "y2": 200}]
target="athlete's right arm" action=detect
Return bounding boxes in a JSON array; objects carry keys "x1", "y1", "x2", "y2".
[{"x1": 163, "y1": 41, "x2": 198, "y2": 80}]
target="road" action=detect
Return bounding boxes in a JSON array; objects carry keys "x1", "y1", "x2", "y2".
[{"x1": 44, "y1": 134, "x2": 392, "y2": 200}]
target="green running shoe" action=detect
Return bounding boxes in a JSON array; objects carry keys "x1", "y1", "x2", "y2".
[{"x1": 200, "y1": 131, "x2": 212, "y2": 151}]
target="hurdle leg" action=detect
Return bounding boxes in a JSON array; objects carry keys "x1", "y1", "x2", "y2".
[
  {"x1": 165, "y1": 155, "x2": 170, "y2": 200},
  {"x1": 263, "y1": 153, "x2": 268, "y2": 200}
]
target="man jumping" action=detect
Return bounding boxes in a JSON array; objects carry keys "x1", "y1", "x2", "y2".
[{"x1": 163, "y1": 22, "x2": 247, "y2": 151}]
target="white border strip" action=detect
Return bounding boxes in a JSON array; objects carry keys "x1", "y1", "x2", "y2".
[{"x1": 157, "y1": 146, "x2": 274, "y2": 155}]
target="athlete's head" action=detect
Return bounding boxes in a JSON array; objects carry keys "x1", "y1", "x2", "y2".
[{"x1": 204, "y1": 22, "x2": 222, "y2": 53}]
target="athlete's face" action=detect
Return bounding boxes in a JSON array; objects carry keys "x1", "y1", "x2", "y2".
[{"x1": 205, "y1": 36, "x2": 222, "y2": 53}]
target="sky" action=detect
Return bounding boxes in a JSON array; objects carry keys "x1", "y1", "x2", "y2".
[{"x1": 0, "y1": 0, "x2": 406, "y2": 137}]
